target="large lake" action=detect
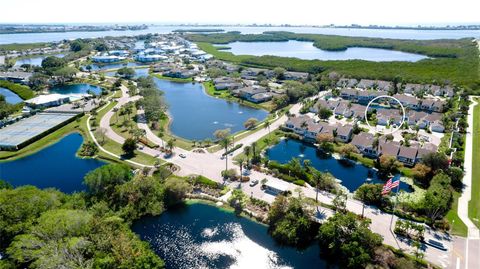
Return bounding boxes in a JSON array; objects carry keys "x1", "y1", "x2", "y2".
[
  {"x1": 153, "y1": 78, "x2": 268, "y2": 140},
  {"x1": 132, "y1": 202, "x2": 325, "y2": 269},
  {"x1": 0, "y1": 133, "x2": 105, "y2": 193},
  {"x1": 219, "y1": 40, "x2": 428, "y2": 62},
  {"x1": 49, "y1": 83, "x2": 103, "y2": 95},
  {"x1": 1, "y1": 26, "x2": 478, "y2": 44},
  {"x1": 0, "y1": 87, "x2": 22, "y2": 104},
  {"x1": 265, "y1": 139, "x2": 410, "y2": 192}
]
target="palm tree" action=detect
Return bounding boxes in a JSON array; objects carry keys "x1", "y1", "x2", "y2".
[
  {"x1": 243, "y1": 146, "x2": 251, "y2": 164},
  {"x1": 251, "y1": 142, "x2": 257, "y2": 159},
  {"x1": 234, "y1": 156, "x2": 247, "y2": 179},
  {"x1": 167, "y1": 139, "x2": 175, "y2": 153},
  {"x1": 219, "y1": 136, "x2": 231, "y2": 171},
  {"x1": 264, "y1": 120, "x2": 271, "y2": 136},
  {"x1": 113, "y1": 107, "x2": 119, "y2": 123}
]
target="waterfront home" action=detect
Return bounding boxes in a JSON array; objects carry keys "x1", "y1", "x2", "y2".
[
  {"x1": 393, "y1": 94, "x2": 420, "y2": 110},
  {"x1": 336, "y1": 78, "x2": 358, "y2": 88},
  {"x1": 250, "y1": 92, "x2": 274, "y2": 103},
  {"x1": 25, "y1": 94, "x2": 70, "y2": 108},
  {"x1": 397, "y1": 146, "x2": 417, "y2": 166},
  {"x1": 335, "y1": 124, "x2": 354, "y2": 142},
  {"x1": 135, "y1": 53, "x2": 168, "y2": 62},
  {"x1": 92, "y1": 55, "x2": 125, "y2": 63},
  {"x1": 351, "y1": 132, "x2": 378, "y2": 157},
  {"x1": 378, "y1": 140, "x2": 400, "y2": 158},
  {"x1": 234, "y1": 86, "x2": 268, "y2": 102},
  {"x1": 108, "y1": 50, "x2": 129, "y2": 57},
  {"x1": 284, "y1": 115, "x2": 312, "y2": 135},
  {"x1": 213, "y1": 77, "x2": 243, "y2": 90},
  {"x1": 163, "y1": 68, "x2": 197, "y2": 79},
  {"x1": 0, "y1": 71, "x2": 32, "y2": 84}
]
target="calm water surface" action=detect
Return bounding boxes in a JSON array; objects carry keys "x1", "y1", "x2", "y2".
[
  {"x1": 265, "y1": 139, "x2": 409, "y2": 192},
  {"x1": 132, "y1": 202, "x2": 325, "y2": 269},
  {"x1": 0, "y1": 87, "x2": 22, "y2": 104},
  {"x1": 0, "y1": 26, "x2": 478, "y2": 44},
  {"x1": 105, "y1": 67, "x2": 149, "y2": 78},
  {"x1": 153, "y1": 78, "x2": 268, "y2": 140},
  {"x1": 221, "y1": 40, "x2": 428, "y2": 62},
  {"x1": 83, "y1": 62, "x2": 142, "y2": 71},
  {"x1": 14, "y1": 53, "x2": 65, "y2": 67},
  {"x1": 0, "y1": 133, "x2": 105, "y2": 193},
  {"x1": 49, "y1": 83, "x2": 103, "y2": 95}
]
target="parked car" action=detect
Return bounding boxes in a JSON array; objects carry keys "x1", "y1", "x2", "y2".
[
  {"x1": 249, "y1": 179, "x2": 259, "y2": 187},
  {"x1": 179, "y1": 153, "x2": 187, "y2": 158}
]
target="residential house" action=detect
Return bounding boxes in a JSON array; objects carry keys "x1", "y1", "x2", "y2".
[
  {"x1": 283, "y1": 71, "x2": 309, "y2": 81},
  {"x1": 340, "y1": 88, "x2": 358, "y2": 100},
  {"x1": 335, "y1": 125, "x2": 353, "y2": 142},
  {"x1": 393, "y1": 94, "x2": 420, "y2": 110},
  {"x1": 336, "y1": 78, "x2": 358, "y2": 88},
  {"x1": 378, "y1": 140, "x2": 400, "y2": 157},
  {"x1": 397, "y1": 146, "x2": 417, "y2": 166},
  {"x1": 403, "y1": 83, "x2": 425, "y2": 95},
  {"x1": 0, "y1": 71, "x2": 32, "y2": 84},
  {"x1": 234, "y1": 86, "x2": 268, "y2": 102},
  {"x1": 250, "y1": 92, "x2": 273, "y2": 103},
  {"x1": 351, "y1": 132, "x2": 378, "y2": 157}
]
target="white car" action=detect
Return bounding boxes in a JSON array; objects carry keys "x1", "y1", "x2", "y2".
[
  {"x1": 249, "y1": 179, "x2": 259, "y2": 187},
  {"x1": 179, "y1": 153, "x2": 187, "y2": 158}
]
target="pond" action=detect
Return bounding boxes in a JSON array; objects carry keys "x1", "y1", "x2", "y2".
[
  {"x1": 0, "y1": 87, "x2": 23, "y2": 104},
  {"x1": 14, "y1": 53, "x2": 65, "y2": 67},
  {"x1": 132, "y1": 202, "x2": 326, "y2": 269},
  {"x1": 219, "y1": 40, "x2": 429, "y2": 62},
  {"x1": 83, "y1": 62, "x2": 143, "y2": 71},
  {"x1": 153, "y1": 78, "x2": 268, "y2": 140},
  {"x1": 0, "y1": 133, "x2": 105, "y2": 193},
  {"x1": 104, "y1": 67, "x2": 149, "y2": 78},
  {"x1": 265, "y1": 139, "x2": 410, "y2": 192},
  {"x1": 49, "y1": 83, "x2": 103, "y2": 95}
]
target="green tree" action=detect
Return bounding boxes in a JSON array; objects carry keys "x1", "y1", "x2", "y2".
[
  {"x1": 317, "y1": 212, "x2": 383, "y2": 268},
  {"x1": 317, "y1": 106, "x2": 333, "y2": 120},
  {"x1": 164, "y1": 177, "x2": 191, "y2": 206},
  {"x1": 243, "y1": 117, "x2": 258, "y2": 130},
  {"x1": 84, "y1": 164, "x2": 132, "y2": 200},
  {"x1": 122, "y1": 138, "x2": 137, "y2": 156}
]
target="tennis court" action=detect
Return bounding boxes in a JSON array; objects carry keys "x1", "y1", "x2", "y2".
[{"x1": 0, "y1": 112, "x2": 79, "y2": 150}]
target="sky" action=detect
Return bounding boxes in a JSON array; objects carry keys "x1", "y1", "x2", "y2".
[{"x1": 1, "y1": 0, "x2": 479, "y2": 26}]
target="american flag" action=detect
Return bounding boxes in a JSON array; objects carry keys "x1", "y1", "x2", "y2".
[{"x1": 382, "y1": 178, "x2": 400, "y2": 195}]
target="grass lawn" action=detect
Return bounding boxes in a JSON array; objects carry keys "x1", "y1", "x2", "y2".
[
  {"x1": 468, "y1": 100, "x2": 480, "y2": 228},
  {"x1": 446, "y1": 191, "x2": 469, "y2": 237}
]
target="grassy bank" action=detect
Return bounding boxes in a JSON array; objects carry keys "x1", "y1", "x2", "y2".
[
  {"x1": 203, "y1": 81, "x2": 275, "y2": 111},
  {"x1": 151, "y1": 73, "x2": 195, "y2": 83},
  {"x1": 469, "y1": 99, "x2": 480, "y2": 228},
  {"x1": 0, "y1": 42, "x2": 47, "y2": 51},
  {"x1": 0, "y1": 80, "x2": 35, "y2": 100},
  {"x1": 446, "y1": 191, "x2": 469, "y2": 236},
  {"x1": 189, "y1": 32, "x2": 480, "y2": 90}
]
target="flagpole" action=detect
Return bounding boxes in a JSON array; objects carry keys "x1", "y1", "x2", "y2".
[{"x1": 389, "y1": 180, "x2": 401, "y2": 231}]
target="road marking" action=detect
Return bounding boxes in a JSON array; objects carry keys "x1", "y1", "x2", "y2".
[
  {"x1": 456, "y1": 257, "x2": 460, "y2": 269},
  {"x1": 465, "y1": 239, "x2": 469, "y2": 269}
]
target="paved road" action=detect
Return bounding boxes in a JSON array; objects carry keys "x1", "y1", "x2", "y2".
[{"x1": 96, "y1": 86, "x2": 453, "y2": 268}]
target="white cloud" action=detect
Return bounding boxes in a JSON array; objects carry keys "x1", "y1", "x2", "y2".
[{"x1": 1, "y1": 0, "x2": 479, "y2": 25}]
